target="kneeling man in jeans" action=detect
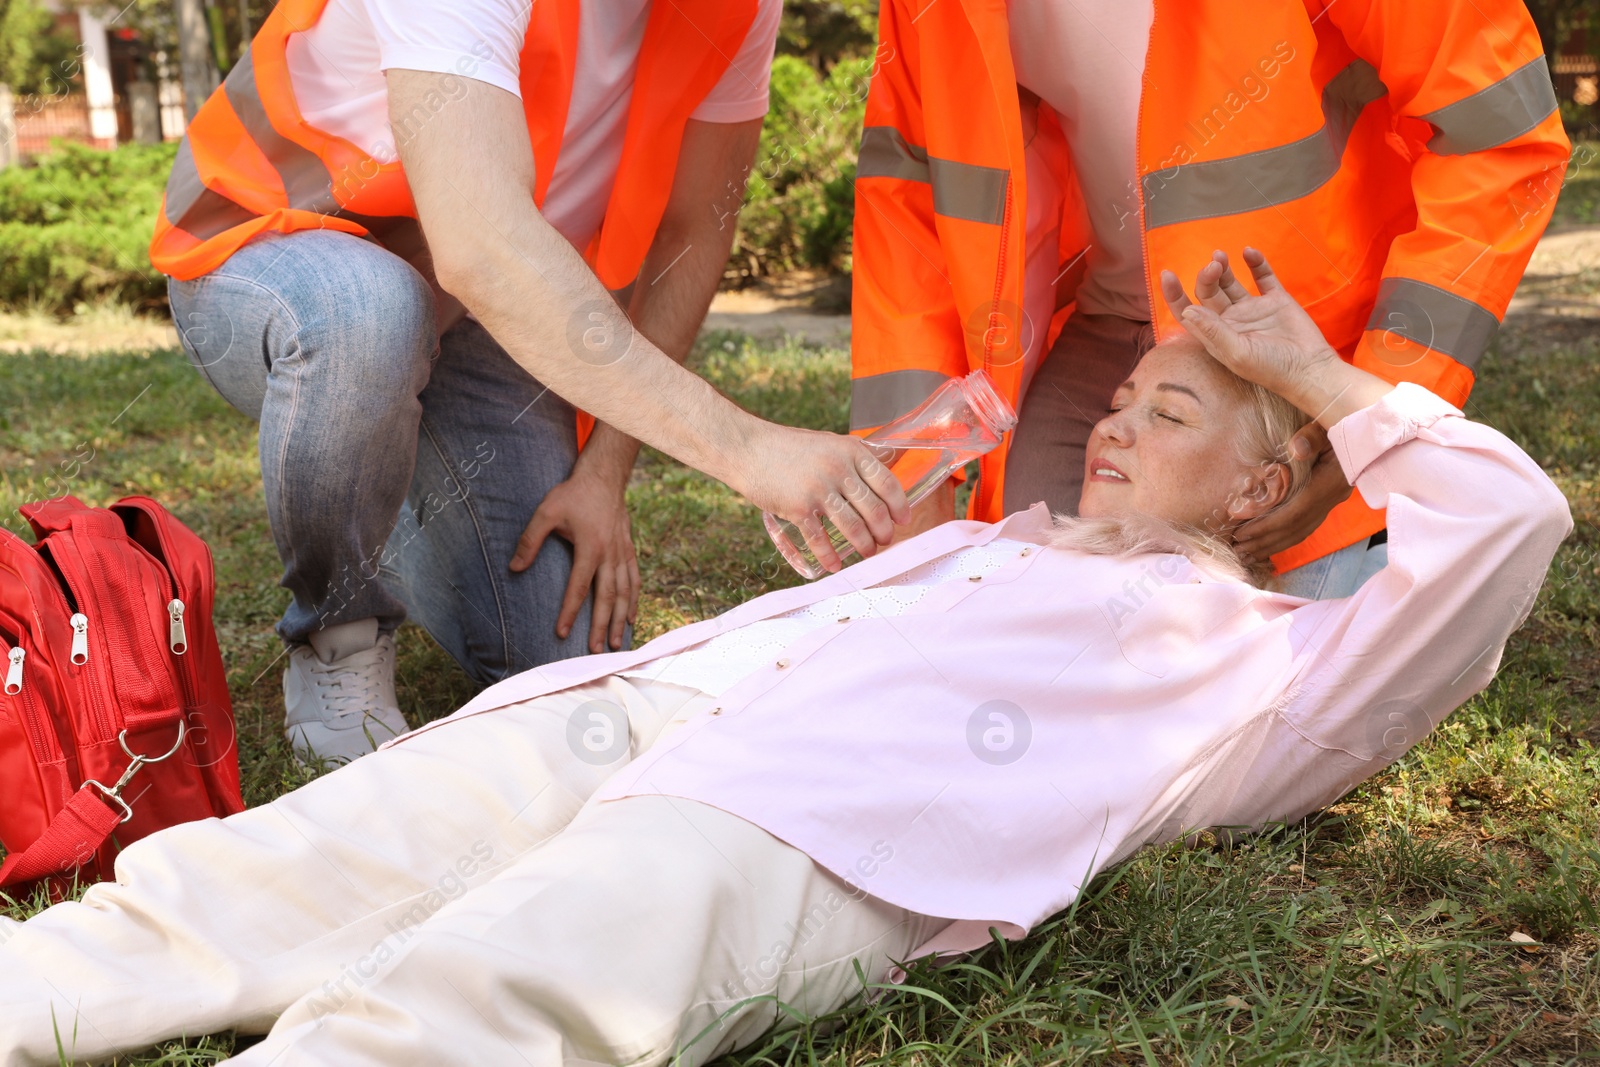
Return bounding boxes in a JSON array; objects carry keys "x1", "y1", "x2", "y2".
[{"x1": 154, "y1": 0, "x2": 902, "y2": 763}]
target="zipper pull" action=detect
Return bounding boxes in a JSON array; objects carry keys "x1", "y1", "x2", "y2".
[
  {"x1": 168, "y1": 599, "x2": 188, "y2": 655},
  {"x1": 70, "y1": 613, "x2": 88, "y2": 665},
  {"x1": 4, "y1": 647, "x2": 22, "y2": 695}
]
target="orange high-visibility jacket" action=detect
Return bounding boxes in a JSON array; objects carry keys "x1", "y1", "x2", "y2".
[
  {"x1": 851, "y1": 0, "x2": 1570, "y2": 570},
  {"x1": 150, "y1": 0, "x2": 754, "y2": 291}
]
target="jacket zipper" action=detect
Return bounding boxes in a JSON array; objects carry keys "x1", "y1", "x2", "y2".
[
  {"x1": 984, "y1": 179, "x2": 1015, "y2": 378},
  {"x1": 1134, "y1": 5, "x2": 1159, "y2": 332}
]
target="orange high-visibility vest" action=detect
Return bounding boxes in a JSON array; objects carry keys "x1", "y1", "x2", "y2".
[
  {"x1": 851, "y1": 0, "x2": 1570, "y2": 571},
  {"x1": 150, "y1": 0, "x2": 755, "y2": 290}
]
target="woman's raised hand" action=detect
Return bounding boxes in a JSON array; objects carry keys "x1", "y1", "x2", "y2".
[{"x1": 1159, "y1": 248, "x2": 1342, "y2": 412}]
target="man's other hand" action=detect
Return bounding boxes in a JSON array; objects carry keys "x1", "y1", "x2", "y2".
[
  {"x1": 1233, "y1": 421, "x2": 1353, "y2": 565},
  {"x1": 510, "y1": 472, "x2": 640, "y2": 653}
]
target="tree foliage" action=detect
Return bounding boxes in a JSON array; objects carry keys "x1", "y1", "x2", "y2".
[
  {"x1": 776, "y1": 0, "x2": 878, "y2": 72},
  {"x1": 0, "y1": 0, "x2": 81, "y2": 96},
  {"x1": 1524, "y1": 0, "x2": 1600, "y2": 61},
  {"x1": 0, "y1": 141, "x2": 175, "y2": 310}
]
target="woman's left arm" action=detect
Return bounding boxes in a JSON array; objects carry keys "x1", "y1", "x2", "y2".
[
  {"x1": 1276, "y1": 382, "x2": 1571, "y2": 768},
  {"x1": 1176, "y1": 263, "x2": 1572, "y2": 825}
]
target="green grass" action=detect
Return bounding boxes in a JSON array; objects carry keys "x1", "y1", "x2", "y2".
[
  {"x1": 1, "y1": 311, "x2": 1597, "y2": 1061},
  {"x1": 1551, "y1": 141, "x2": 1600, "y2": 230}
]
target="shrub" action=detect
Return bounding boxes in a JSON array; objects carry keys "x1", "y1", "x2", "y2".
[
  {"x1": 0, "y1": 141, "x2": 175, "y2": 312},
  {"x1": 0, "y1": 47, "x2": 878, "y2": 312},
  {"x1": 729, "y1": 53, "x2": 872, "y2": 280},
  {"x1": 0, "y1": 0, "x2": 81, "y2": 96}
]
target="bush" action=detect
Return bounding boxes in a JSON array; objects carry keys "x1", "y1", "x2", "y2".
[
  {"x1": 729, "y1": 53, "x2": 872, "y2": 280},
  {"x1": 0, "y1": 141, "x2": 176, "y2": 312},
  {"x1": 0, "y1": 47, "x2": 875, "y2": 312},
  {"x1": 0, "y1": 0, "x2": 81, "y2": 97}
]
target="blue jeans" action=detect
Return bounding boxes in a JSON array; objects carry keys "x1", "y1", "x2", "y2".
[
  {"x1": 1276, "y1": 535, "x2": 1388, "y2": 599},
  {"x1": 169, "y1": 229, "x2": 618, "y2": 685}
]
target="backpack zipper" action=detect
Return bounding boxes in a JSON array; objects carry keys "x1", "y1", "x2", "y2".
[
  {"x1": 2, "y1": 639, "x2": 63, "y2": 766},
  {"x1": 5, "y1": 646, "x2": 23, "y2": 693},
  {"x1": 70, "y1": 613, "x2": 88, "y2": 664},
  {"x1": 168, "y1": 599, "x2": 188, "y2": 655},
  {"x1": 117, "y1": 504, "x2": 203, "y2": 721},
  {"x1": 47, "y1": 532, "x2": 176, "y2": 743},
  {"x1": 66, "y1": 607, "x2": 120, "y2": 742}
]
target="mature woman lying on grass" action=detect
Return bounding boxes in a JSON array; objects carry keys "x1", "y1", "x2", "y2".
[{"x1": 0, "y1": 254, "x2": 1572, "y2": 1067}]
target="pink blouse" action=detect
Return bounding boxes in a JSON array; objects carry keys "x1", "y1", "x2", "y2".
[{"x1": 396, "y1": 384, "x2": 1573, "y2": 955}]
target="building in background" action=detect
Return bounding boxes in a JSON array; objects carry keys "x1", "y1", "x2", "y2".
[{"x1": 6, "y1": 0, "x2": 186, "y2": 158}]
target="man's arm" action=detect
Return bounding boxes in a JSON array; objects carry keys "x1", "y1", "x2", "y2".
[
  {"x1": 1239, "y1": 0, "x2": 1571, "y2": 570},
  {"x1": 507, "y1": 118, "x2": 764, "y2": 652},
  {"x1": 1324, "y1": 0, "x2": 1570, "y2": 403},
  {"x1": 388, "y1": 71, "x2": 909, "y2": 576}
]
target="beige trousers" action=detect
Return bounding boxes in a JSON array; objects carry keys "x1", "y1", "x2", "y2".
[{"x1": 0, "y1": 677, "x2": 945, "y2": 1066}]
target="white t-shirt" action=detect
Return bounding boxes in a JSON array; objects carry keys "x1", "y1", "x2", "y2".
[
  {"x1": 620, "y1": 539, "x2": 1032, "y2": 697},
  {"x1": 1009, "y1": 0, "x2": 1153, "y2": 321},
  {"x1": 285, "y1": 0, "x2": 782, "y2": 253}
]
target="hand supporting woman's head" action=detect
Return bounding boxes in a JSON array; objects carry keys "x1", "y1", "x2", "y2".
[{"x1": 1078, "y1": 337, "x2": 1314, "y2": 548}]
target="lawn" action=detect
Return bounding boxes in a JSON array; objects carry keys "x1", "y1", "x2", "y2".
[
  {"x1": 1, "y1": 155, "x2": 1597, "y2": 1063},
  {"x1": 2, "y1": 317, "x2": 1596, "y2": 1065}
]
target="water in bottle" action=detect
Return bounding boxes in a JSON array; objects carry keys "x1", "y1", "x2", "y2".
[{"x1": 764, "y1": 369, "x2": 1018, "y2": 579}]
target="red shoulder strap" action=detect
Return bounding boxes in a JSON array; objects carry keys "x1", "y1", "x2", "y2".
[{"x1": 0, "y1": 787, "x2": 121, "y2": 888}]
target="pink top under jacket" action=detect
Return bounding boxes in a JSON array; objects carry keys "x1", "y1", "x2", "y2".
[{"x1": 393, "y1": 384, "x2": 1573, "y2": 955}]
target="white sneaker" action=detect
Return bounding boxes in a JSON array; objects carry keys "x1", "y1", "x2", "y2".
[{"x1": 283, "y1": 619, "x2": 410, "y2": 766}]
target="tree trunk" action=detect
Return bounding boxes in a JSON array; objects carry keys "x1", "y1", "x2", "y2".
[
  {"x1": 174, "y1": 0, "x2": 219, "y2": 123},
  {"x1": 0, "y1": 84, "x2": 16, "y2": 170}
]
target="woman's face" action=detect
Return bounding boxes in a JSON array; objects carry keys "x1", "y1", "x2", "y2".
[{"x1": 1077, "y1": 340, "x2": 1273, "y2": 532}]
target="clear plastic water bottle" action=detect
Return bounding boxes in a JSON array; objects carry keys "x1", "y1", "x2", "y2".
[{"x1": 764, "y1": 368, "x2": 1019, "y2": 579}]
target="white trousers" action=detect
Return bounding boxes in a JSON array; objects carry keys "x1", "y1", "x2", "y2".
[{"x1": 0, "y1": 677, "x2": 946, "y2": 1066}]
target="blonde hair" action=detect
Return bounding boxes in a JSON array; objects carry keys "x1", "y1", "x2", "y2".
[{"x1": 1046, "y1": 350, "x2": 1315, "y2": 588}]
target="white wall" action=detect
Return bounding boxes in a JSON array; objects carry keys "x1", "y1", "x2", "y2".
[{"x1": 77, "y1": 7, "x2": 118, "y2": 144}]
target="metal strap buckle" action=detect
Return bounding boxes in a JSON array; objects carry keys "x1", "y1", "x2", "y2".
[{"x1": 81, "y1": 722, "x2": 187, "y2": 825}]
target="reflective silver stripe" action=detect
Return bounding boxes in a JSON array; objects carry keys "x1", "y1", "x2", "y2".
[
  {"x1": 850, "y1": 369, "x2": 953, "y2": 431},
  {"x1": 162, "y1": 137, "x2": 208, "y2": 224},
  {"x1": 1422, "y1": 57, "x2": 1558, "y2": 156},
  {"x1": 164, "y1": 51, "x2": 393, "y2": 247},
  {"x1": 1364, "y1": 278, "x2": 1499, "y2": 369},
  {"x1": 927, "y1": 156, "x2": 1008, "y2": 225},
  {"x1": 858, "y1": 126, "x2": 930, "y2": 182},
  {"x1": 163, "y1": 138, "x2": 258, "y2": 240},
  {"x1": 857, "y1": 126, "x2": 1009, "y2": 226},
  {"x1": 224, "y1": 51, "x2": 342, "y2": 215},
  {"x1": 1143, "y1": 59, "x2": 1387, "y2": 229}
]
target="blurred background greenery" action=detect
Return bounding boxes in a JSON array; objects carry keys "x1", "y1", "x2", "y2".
[
  {"x1": 0, "y1": 0, "x2": 885, "y2": 314},
  {"x1": 0, "y1": 0, "x2": 1597, "y2": 315}
]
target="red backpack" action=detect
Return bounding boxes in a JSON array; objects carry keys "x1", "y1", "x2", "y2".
[{"x1": 0, "y1": 495, "x2": 243, "y2": 892}]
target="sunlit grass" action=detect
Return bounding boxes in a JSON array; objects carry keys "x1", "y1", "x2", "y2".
[{"x1": 1, "y1": 313, "x2": 1595, "y2": 1062}]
